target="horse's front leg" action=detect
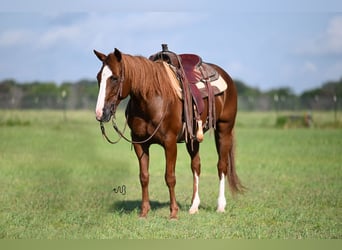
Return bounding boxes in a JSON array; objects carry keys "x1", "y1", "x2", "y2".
[
  {"x1": 133, "y1": 143, "x2": 151, "y2": 218},
  {"x1": 164, "y1": 140, "x2": 179, "y2": 219}
]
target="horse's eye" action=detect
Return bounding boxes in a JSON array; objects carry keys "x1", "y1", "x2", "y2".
[{"x1": 110, "y1": 76, "x2": 118, "y2": 82}]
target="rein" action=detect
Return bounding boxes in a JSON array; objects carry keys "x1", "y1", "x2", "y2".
[{"x1": 99, "y1": 104, "x2": 168, "y2": 144}]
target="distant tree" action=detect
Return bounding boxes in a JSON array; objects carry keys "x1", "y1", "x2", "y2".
[
  {"x1": 0, "y1": 79, "x2": 22, "y2": 108},
  {"x1": 20, "y1": 82, "x2": 60, "y2": 108},
  {"x1": 234, "y1": 79, "x2": 262, "y2": 96},
  {"x1": 301, "y1": 78, "x2": 342, "y2": 98},
  {"x1": 70, "y1": 80, "x2": 98, "y2": 109},
  {"x1": 0, "y1": 79, "x2": 17, "y2": 92},
  {"x1": 265, "y1": 87, "x2": 298, "y2": 111},
  {"x1": 266, "y1": 87, "x2": 295, "y2": 97},
  {"x1": 300, "y1": 78, "x2": 342, "y2": 110}
]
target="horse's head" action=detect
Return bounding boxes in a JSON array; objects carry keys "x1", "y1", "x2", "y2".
[{"x1": 94, "y1": 48, "x2": 125, "y2": 122}]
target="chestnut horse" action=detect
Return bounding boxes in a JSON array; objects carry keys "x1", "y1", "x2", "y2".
[{"x1": 94, "y1": 48, "x2": 243, "y2": 219}]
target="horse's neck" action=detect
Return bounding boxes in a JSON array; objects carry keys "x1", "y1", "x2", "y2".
[
  {"x1": 122, "y1": 55, "x2": 156, "y2": 100},
  {"x1": 120, "y1": 55, "x2": 138, "y2": 99},
  {"x1": 123, "y1": 54, "x2": 149, "y2": 80},
  {"x1": 122, "y1": 55, "x2": 177, "y2": 105}
]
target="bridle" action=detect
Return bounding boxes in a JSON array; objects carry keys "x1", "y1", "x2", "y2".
[{"x1": 99, "y1": 59, "x2": 168, "y2": 145}]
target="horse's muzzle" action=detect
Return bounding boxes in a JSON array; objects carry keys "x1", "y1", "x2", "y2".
[{"x1": 96, "y1": 107, "x2": 112, "y2": 122}]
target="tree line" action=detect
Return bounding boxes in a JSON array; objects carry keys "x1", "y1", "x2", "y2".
[
  {"x1": 0, "y1": 77, "x2": 341, "y2": 111},
  {"x1": 0, "y1": 79, "x2": 97, "y2": 110},
  {"x1": 235, "y1": 78, "x2": 342, "y2": 111}
]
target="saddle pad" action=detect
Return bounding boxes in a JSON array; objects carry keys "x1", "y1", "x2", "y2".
[
  {"x1": 163, "y1": 62, "x2": 227, "y2": 100},
  {"x1": 195, "y1": 75, "x2": 227, "y2": 98}
]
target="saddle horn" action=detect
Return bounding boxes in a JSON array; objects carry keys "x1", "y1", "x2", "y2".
[{"x1": 162, "y1": 44, "x2": 169, "y2": 52}]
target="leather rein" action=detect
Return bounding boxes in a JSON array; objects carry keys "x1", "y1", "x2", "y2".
[
  {"x1": 100, "y1": 108, "x2": 167, "y2": 145},
  {"x1": 99, "y1": 60, "x2": 168, "y2": 145}
]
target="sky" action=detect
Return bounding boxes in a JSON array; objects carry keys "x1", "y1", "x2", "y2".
[{"x1": 1, "y1": 0, "x2": 342, "y2": 94}]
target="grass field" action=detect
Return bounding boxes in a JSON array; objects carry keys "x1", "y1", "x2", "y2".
[{"x1": 0, "y1": 109, "x2": 341, "y2": 239}]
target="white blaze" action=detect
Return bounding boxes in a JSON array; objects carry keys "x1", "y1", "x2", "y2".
[{"x1": 95, "y1": 65, "x2": 113, "y2": 120}]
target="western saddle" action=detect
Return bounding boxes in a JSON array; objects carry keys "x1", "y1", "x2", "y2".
[{"x1": 149, "y1": 44, "x2": 218, "y2": 145}]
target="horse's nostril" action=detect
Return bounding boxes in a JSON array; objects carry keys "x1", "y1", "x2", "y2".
[{"x1": 95, "y1": 109, "x2": 103, "y2": 121}]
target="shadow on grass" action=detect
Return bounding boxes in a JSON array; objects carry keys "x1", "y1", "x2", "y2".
[{"x1": 109, "y1": 200, "x2": 184, "y2": 214}]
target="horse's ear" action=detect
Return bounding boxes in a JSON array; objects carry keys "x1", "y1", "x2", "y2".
[
  {"x1": 93, "y1": 50, "x2": 106, "y2": 62},
  {"x1": 114, "y1": 48, "x2": 122, "y2": 62}
]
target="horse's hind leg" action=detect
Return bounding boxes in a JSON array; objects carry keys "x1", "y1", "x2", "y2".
[
  {"x1": 186, "y1": 141, "x2": 201, "y2": 214},
  {"x1": 215, "y1": 122, "x2": 234, "y2": 212},
  {"x1": 133, "y1": 143, "x2": 151, "y2": 218}
]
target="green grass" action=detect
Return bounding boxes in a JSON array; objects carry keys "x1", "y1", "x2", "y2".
[{"x1": 0, "y1": 110, "x2": 341, "y2": 239}]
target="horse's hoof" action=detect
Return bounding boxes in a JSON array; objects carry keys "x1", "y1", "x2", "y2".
[
  {"x1": 169, "y1": 210, "x2": 178, "y2": 220},
  {"x1": 139, "y1": 214, "x2": 148, "y2": 219},
  {"x1": 169, "y1": 209, "x2": 178, "y2": 220},
  {"x1": 139, "y1": 211, "x2": 149, "y2": 218},
  {"x1": 189, "y1": 207, "x2": 199, "y2": 214},
  {"x1": 216, "y1": 207, "x2": 225, "y2": 213}
]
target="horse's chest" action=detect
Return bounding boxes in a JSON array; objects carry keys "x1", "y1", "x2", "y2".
[{"x1": 128, "y1": 116, "x2": 153, "y2": 137}]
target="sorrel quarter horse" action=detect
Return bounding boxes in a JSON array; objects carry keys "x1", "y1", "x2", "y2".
[{"x1": 94, "y1": 48, "x2": 244, "y2": 219}]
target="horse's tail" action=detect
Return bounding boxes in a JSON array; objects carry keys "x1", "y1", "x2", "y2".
[{"x1": 227, "y1": 131, "x2": 245, "y2": 195}]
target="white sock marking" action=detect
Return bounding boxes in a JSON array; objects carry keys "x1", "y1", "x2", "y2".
[
  {"x1": 189, "y1": 173, "x2": 200, "y2": 214},
  {"x1": 217, "y1": 173, "x2": 226, "y2": 212},
  {"x1": 95, "y1": 65, "x2": 112, "y2": 120}
]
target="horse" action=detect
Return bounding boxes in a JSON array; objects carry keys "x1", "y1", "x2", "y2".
[{"x1": 94, "y1": 48, "x2": 244, "y2": 219}]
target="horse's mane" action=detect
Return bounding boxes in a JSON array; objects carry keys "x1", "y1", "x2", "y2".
[{"x1": 121, "y1": 54, "x2": 179, "y2": 101}]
